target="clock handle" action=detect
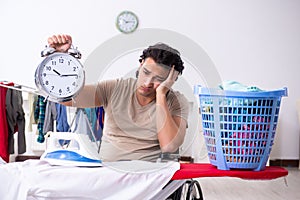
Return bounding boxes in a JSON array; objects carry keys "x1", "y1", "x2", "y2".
[
  {"x1": 41, "y1": 46, "x2": 56, "y2": 57},
  {"x1": 68, "y1": 45, "x2": 82, "y2": 59},
  {"x1": 40, "y1": 45, "x2": 82, "y2": 59}
]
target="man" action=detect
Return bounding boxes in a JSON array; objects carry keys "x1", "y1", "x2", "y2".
[{"x1": 47, "y1": 34, "x2": 189, "y2": 162}]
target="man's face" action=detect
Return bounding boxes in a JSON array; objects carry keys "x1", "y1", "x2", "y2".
[{"x1": 136, "y1": 57, "x2": 170, "y2": 97}]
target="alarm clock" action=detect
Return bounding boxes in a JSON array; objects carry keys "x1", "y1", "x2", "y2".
[{"x1": 35, "y1": 46, "x2": 85, "y2": 102}]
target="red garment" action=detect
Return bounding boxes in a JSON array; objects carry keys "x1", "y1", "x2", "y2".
[{"x1": 0, "y1": 82, "x2": 14, "y2": 162}]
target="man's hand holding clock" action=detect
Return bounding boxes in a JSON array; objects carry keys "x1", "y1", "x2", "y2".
[{"x1": 47, "y1": 34, "x2": 72, "y2": 53}]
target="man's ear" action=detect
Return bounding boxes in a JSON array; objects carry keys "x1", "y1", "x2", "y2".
[
  {"x1": 136, "y1": 65, "x2": 142, "y2": 78},
  {"x1": 135, "y1": 70, "x2": 139, "y2": 78},
  {"x1": 139, "y1": 59, "x2": 144, "y2": 66}
]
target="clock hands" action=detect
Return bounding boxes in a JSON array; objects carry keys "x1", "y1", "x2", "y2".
[
  {"x1": 52, "y1": 69, "x2": 78, "y2": 78},
  {"x1": 120, "y1": 19, "x2": 135, "y2": 24},
  {"x1": 125, "y1": 20, "x2": 135, "y2": 24},
  {"x1": 53, "y1": 69, "x2": 61, "y2": 76},
  {"x1": 61, "y1": 74, "x2": 78, "y2": 78}
]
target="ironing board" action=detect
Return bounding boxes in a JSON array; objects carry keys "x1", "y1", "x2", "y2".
[
  {"x1": 172, "y1": 163, "x2": 288, "y2": 180},
  {"x1": 0, "y1": 160, "x2": 288, "y2": 200},
  {"x1": 152, "y1": 163, "x2": 289, "y2": 200}
]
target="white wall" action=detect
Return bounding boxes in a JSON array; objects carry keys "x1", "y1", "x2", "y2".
[{"x1": 1, "y1": 0, "x2": 300, "y2": 160}]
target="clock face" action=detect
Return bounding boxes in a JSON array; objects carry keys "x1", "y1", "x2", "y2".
[
  {"x1": 116, "y1": 11, "x2": 139, "y2": 34},
  {"x1": 35, "y1": 52, "x2": 85, "y2": 102}
]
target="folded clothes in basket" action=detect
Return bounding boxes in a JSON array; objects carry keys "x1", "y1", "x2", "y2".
[{"x1": 218, "y1": 80, "x2": 264, "y2": 92}]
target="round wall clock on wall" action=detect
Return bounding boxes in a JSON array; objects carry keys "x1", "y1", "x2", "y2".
[{"x1": 116, "y1": 11, "x2": 139, "y2": 34}]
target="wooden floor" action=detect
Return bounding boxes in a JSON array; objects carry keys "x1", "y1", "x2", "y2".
[{"x1": 194, "y1": 167, "x2": 300, "y2": 200}]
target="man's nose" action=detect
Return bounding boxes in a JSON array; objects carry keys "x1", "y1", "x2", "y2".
[{"x1": 144, "y1": 77, "x2": 154, "y2": 86}]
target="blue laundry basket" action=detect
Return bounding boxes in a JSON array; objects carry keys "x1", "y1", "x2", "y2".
[{"x1": 195, "y1": 86, "x2": 288, "y2": 171}]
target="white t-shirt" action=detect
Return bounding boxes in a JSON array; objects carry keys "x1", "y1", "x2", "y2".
[{"x1": 97, "y1": 78, "x2": 189, "y2": 162}]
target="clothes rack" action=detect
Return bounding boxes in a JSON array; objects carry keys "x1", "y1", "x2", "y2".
[{"x1": 0, "y1": 82, "x2": 40, "y2": 95}]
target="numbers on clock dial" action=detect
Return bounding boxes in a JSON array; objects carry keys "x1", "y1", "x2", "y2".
[{"x1": 40, "y1": 54, "x2": 84, "y2": 97}]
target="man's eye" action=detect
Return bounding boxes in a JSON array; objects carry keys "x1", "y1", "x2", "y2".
[{"x1": 143, "y1": 70, "x2": 150, "y2": 75}]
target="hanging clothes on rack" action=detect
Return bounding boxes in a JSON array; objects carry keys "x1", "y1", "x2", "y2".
[
  {"x1": 35, "y1": 95, "x2": 47, "y2": 143},
  {"x1": 6, "y1": 85, "x2": 26, "y2": 154},
  {"x1": 96, "y1": 107, "x2": 105, "y2": 130},
  {"x1": 96, "y1": 107, "x2": 105, "y2": 141},
  {"x1": 43, "y1": 101, "x2": 57, "y2": 134},
  {"x1": 0, "y1": 82, "x2": 14, "y2": 162},
  {"x1": 72, "y1": 107, "x2": 105, "y2": 142},
  {"x1": 27, "y1": 93, "x2": 38, "y2": 132},
  {"x1": 34, "y1": 96, "x2": 70, "y2": 142},
  {"x1": 84, "y1": 108, "x2": 98, "y2": 140},
  {"x1": 84, "y1": 108, "x2": 97, "y2": 132},
  {"x1": 73, "y1": 108, "x2": 93, "y2": 139},
  {"x1": 55, "y1": 104, "x2": 70, "y2": 132}
]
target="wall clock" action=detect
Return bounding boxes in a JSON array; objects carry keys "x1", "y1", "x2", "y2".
[{"x1": 116, "y1": 11, "x2": 139, "y2": 34}]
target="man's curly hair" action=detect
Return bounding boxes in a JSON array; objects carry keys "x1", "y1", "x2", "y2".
[{"x1": 139, "y1": 43, "x2": 184, "y2": 75}]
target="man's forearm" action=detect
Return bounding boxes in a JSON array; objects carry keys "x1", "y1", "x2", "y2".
[
  {"x1": 61, "y1": 84, "x2": 100, "y2": 108},
  {"x1": 156, "y1": 95, "x2": 185, "y2": 152}
]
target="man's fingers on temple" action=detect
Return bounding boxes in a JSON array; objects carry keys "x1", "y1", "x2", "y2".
[
  {"x1": 174, "y1": 71, "x2": 179, "y2": 79},
  {"x1": 168, "y1": 67, "x2": 176, "y2": 80}
]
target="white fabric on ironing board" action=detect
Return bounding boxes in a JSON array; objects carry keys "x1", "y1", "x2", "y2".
[{"x1": 0, "y1": 159, "x2": 179, "y2": 200}]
